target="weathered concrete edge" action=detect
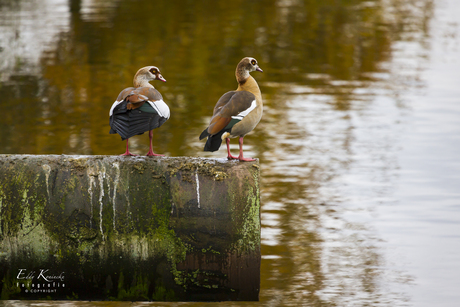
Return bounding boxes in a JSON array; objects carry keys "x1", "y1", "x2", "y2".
[{"x1": 0, "y1": 154, "x2": 261, "y2": 301}]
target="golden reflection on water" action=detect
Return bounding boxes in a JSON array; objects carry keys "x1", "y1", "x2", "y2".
[
  {"x1": 0, "y1": 0, "x2": 405, "y2": 156},
  {"x1": 0, "y1": 0, "x2": 438, "y2": 305}
]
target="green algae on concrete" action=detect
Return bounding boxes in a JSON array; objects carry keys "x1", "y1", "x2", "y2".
[{"x1": 0, "y1": 155, "x2": 260, "y2": 301}]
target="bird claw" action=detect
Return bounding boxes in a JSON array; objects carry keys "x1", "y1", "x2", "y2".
[
  {"x1": 227, "y1": 154, "x2": 239, "y2": 160},
  {"x1": 120, "y1": 151, "x2": 138, "y2": 156},
  {"x1": 238, "y1": 156, "x2": 256, "y2": 162},
  {"x1": 146, "y1": 153, "x2": 165, "y2": 157},
  {"x1": 146, "y1": 150, "x2": 164, "y2": 157}
]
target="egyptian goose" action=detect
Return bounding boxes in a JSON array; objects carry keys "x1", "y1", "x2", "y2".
[
  {"x1": 109, "y1": 66, "x2": 170, "y2": 156},
  {"x1": 199, "y1": 57, "x2": 263, "y2": 161}
]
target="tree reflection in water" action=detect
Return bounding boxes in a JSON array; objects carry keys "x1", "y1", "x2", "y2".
[{"x1": 0, "y1": 0, "x2": 438, "y2": 305}]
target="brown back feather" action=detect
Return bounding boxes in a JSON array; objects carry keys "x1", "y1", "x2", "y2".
[
  {"x1": 207, "y1": 91, "x2": 256, "y2": 135},
  {"x1": 117, "y1": 87, "x2": 163, "y2": 101},
  {"x1": 116, "y1": 87, "x2": 163, "y2": 110}
]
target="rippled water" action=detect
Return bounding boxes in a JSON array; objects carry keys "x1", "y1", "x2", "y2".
[{"x1": 1, "y1": 0, "x2": 459, "y2": 306}]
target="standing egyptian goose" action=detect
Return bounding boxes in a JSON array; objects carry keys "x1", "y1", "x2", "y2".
[
  {"x1": 199, "y1": 57, "x2": 263, "y2": 161},
  {"x1": 109, "y1": 66, "x2": 170, "y2": 156}
]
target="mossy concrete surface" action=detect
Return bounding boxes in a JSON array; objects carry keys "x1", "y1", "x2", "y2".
[{"x1": 0, "y1": 155, "x2": 260, "y2": 301}]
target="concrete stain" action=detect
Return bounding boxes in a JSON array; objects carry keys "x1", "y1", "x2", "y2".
[{"x1": 0, "y1": 155, "x2": 260, "y2": 301}]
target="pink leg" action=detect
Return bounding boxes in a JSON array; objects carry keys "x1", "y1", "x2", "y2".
[
  {"x1": 120, "y1": 139, "x2": 138, "y2": 156},
  {"x1": 146, "y1": 130, "x2": 164, "y2": 157},
  {"x1": 226, "y1": 138, "x2": 238, "y2": 160},
  {"x1": 237, "y1": 137, "x2": 256, "y2": 162}
]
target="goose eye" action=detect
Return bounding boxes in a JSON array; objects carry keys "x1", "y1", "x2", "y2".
[
  {"x1": 150, "y1": 68, "x2": 158, "y2": 74},
  {"x1": 251, "y1": 60, "x2": 256, "y2": 65}
]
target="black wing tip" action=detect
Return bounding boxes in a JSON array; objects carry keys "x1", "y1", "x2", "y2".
[
  {"x1": 110, "y1": 107, "x2": 166, "y2": 140},
  {"x1": 203, "y1": 137, "x2": 221, "y2": 152},
  {"x1": 199, "y1": 128, "x2": 210, "y2": 140},
  {"x1": 202, "y1": 130, "x2": 227, "y2": 152}
]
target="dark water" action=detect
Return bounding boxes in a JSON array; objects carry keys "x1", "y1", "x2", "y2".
[{"x1": 1, "y1": 0, "x2": 460, "y2": 306}]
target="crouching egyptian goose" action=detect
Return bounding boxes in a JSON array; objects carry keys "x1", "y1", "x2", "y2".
[
  {"x1": 199, "y1": 57, "x2": 263, "y2": 161},
  {"x1": 109, "y1": 66, "x2": 170, "y2": 156}
]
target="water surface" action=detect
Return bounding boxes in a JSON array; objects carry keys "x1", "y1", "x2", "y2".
[{"x1": 1, "y1": 0, "x2": 459, "y2": 306}]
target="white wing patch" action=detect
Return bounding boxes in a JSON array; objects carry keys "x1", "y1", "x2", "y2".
[
  {"x1": 147, "y1": 99, "x2": 170, "y2": 119},
  {"x1": 109, "y1": 99, "x2": 170, "y2": 119},
  {"x1": 231, "y1": 100, "x2": 256, "y2": 120},
  {"x1": 109, "y1": 100, "x2": 122, "y2": 116}
]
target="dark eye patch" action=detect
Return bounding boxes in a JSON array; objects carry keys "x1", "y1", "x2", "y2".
[
  {"x1": 150, "y1": 68, "x2": 158, "y2": 74},
  {"x1": 251, "y1": 60, "x2": 256, "y2": 65}
]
